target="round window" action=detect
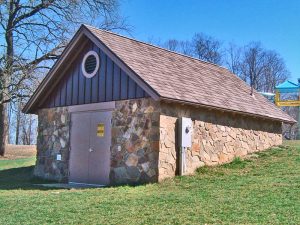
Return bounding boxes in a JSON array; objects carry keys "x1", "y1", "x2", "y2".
[{"x1": 81, "y1": 51, "x2": 100, "y2": 78}]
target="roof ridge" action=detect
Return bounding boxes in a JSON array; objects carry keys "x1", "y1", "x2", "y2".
[
  {"x1": 23, "y1": 24, "x2": 295, "y2": 123},
  {"x1": 83, "y1": 24, "x2": 229, "y2": 72},
  {"x1": 82, "y1": 24, "x2": 295, "y2": 123}
]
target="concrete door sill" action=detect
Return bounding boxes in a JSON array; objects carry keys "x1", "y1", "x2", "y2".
[{"x1": 35, "y1": 183, "x2": 106, "y2": 189}]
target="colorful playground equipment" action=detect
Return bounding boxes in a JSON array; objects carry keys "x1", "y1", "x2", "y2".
[
  {"x1": 275, "y1": 80, "x2": 300, "y2": 107},
  {"x1": 275, "y1": 79, "x2": 300, "y2": 139}
]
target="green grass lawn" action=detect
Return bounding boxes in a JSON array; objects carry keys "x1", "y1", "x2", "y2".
[
  {"x1": 0, "y1": 157, "x2": 35, "y2": 171},
  {"x1": 0, "y1": 142, "x2": 300, "y2": 225}
]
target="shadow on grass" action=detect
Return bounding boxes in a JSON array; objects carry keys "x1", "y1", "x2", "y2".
[
  {"x1": 0, "y1": 166, "x2": 59, "y2": 191},
  {"x1": 0, "y1": 166, "x2": 153, "y2": 190}
]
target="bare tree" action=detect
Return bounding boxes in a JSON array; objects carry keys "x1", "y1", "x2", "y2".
[
  {"x1": 179, "y1": 40, "x2": 194, "y2": 56},
  {"x1": 260, "y1": 50, "x2": 289, "y2": 93},
  {"x1": 238, "y1": 42, "x2": 289, "y2": 94},
  {"x1": 163, "y1": 39, "x2": 180, "y2": 51},
  {"x1": 239, "y1": 42, "x2": 266, "y2": 94},
  {"x1": 0, "y1": 0, "x2": 127, "y2": 156},
  {"x1": 162, "y1": 39, "x2": 194, "y2": 57},
  {"x1": 6, "y1": 102, "x2": 12, "y2": 143},
  {"x1": 158, "y1": 37, "x2": 289, "y2": 97},
  {"x1": 192, "y1": 33, "x2": 223, "y2": 64},
  {"x1": 158, "y1": 33, "x2": 223, "y2": 64},
  {"x1": 15, "y1": 98, "x2": 22, "y2": 145},
  {"x1": 21, "y1": 112, "x2": 35, "y2": 145},
  {"x1": 225, "y1": 43, "x2": 243, "y2": 79}
]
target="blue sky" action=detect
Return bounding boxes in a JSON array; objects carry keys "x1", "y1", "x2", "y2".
[{"x1": 120, "y1": 0, "x2": 300, "y2": 82}]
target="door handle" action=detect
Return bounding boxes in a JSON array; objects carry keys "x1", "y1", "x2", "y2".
[{"x1": 89, "y1": 148, "x2": 94, "y2": 152}]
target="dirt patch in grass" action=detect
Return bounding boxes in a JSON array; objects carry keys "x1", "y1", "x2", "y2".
[{"x1": 0, "y1": 144, "x2": 36, "y2": 160}]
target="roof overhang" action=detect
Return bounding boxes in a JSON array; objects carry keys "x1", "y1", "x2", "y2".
[{"x1": 161, "y1": 97, "x2": 297, "y2": 124}]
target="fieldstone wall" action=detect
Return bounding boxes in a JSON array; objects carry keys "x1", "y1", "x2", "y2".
[
  {"x1": 110, "y1": 98, "x2": 160, "y2": 185},
  {"x1": 34, "y1": 107, "x2": 70, "y2": 182},
  {"x1": 33, "y1": 99, "x2": 283, "y2": 185},
  {"x1": 34, "y1": 98, "x2": 160, "y2": 185},
  {"x1": 159, "y1": 102, "x2": 282, "y2": 181}
]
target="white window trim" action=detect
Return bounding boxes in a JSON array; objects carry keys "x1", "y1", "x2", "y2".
[{"x1": 81, "y1": 50, "x2": 100, "y2": 78}]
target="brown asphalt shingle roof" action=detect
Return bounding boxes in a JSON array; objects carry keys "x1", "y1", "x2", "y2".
[{"x1": 86, "y1": 25, "x2": 295, "y2": 123}]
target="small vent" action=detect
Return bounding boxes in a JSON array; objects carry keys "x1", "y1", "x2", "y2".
[
  {"x1": 85, "y1": 55, "x2": 97, "y2": 74},
  {"x1": 82, "y1": 51, "x2": 100, "y2": 78}
]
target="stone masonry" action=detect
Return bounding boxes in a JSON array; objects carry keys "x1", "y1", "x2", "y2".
[
  {"x1": 110, "y1": 98, "x2": 160, "y2": 185},
  {"x1": 159, "y1": 102, "x2": 282, "y2": 181},
  {"x1": 34, "y1": 107, "x2": 70, "y2": 182},
  {"x1": 34, "y1": 98, "x2": 160, "y2": 185},
  {"x1": 34, "y1": 98, "x2": 282, "y2": 185}
]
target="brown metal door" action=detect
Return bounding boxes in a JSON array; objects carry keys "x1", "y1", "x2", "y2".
[
  {"x1": 88, "y1": 111, "x2": 112, "y2": 185},
  {"x1": 69, "y1": 110, "x2": 111, "y2": 185},
  {"x1": 69, "y1": 112, "x2": 90, "y2": 184}
]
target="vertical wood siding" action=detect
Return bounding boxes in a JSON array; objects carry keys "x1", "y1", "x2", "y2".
[{"x1": 42, "y1": 40, "x2": 149, "y2": 109}]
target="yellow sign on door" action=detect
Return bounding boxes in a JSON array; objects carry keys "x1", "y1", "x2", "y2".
[{"x1": 97, "y1": 123, "x2": 105, "y2": 137}]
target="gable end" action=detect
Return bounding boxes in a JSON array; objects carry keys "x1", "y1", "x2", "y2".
[
  {"x1": 23, "y1": 25, "x2": 158, "y2": 114},
  {"x1": 41, "y1": 39, "x2": 149, "y2": 109}
]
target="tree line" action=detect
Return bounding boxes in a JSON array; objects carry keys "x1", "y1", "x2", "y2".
[
  {"x1": 0, "y1": 1, "x2": 293, "y2": 156},
  {"x1": 157, "y1": 33, "x2": 289, "y2": 94}
]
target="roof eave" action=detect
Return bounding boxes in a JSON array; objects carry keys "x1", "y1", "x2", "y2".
[
  {"x1": 160, "y1": 97, "x2": 296, "y2": 124},
  {"x1": 23, "y1": 25, "x2": 88, "y2": 114}
]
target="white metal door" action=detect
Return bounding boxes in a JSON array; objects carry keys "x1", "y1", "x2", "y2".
[
  {"x1": 88, "y1": 111, "x2": 111, "y2": 185},
  {"x1": 69, "y1": 112, "x2": 90, "y2": 184},
  {"x1": 69, "y1": 111, "x2": 111, "y2": 185}
]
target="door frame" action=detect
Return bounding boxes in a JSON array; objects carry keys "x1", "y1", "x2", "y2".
[
  {"x1": 68, "y1": 101, "x2": 115, "y2": 113},
  {"x1": 68, "y1": 101, "x2": 115, "y2": 185}
]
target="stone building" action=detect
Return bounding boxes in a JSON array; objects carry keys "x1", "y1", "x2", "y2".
[{"x1": 23, "y1": 25, "x2": 295, "y2": 185}]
